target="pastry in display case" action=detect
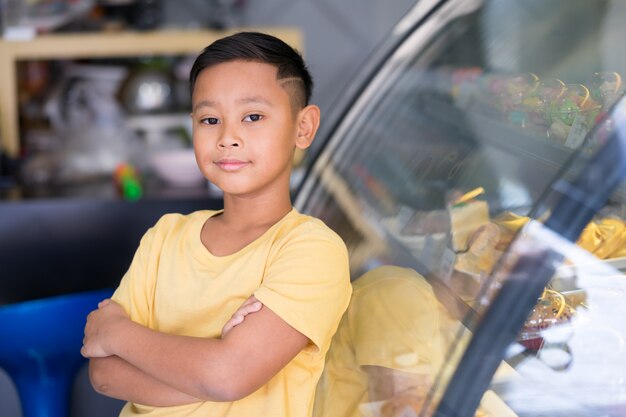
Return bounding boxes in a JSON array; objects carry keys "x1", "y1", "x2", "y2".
[
  {"x1": 518, "y1": 288, "x2": 578, "y2": 351},
  {"x1": 297, "y1": 0, "x2": 626, "y2": 416}
]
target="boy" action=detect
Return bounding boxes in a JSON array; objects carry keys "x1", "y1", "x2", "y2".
[{"x1": 81, "y1": 31, "x2": 351, "y2": 417}]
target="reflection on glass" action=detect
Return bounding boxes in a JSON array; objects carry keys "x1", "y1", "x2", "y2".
[{"x1": 313, "y1": 266, "x2": 480, "y2": 417}]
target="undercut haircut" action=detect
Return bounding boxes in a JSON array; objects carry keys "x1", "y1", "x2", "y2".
[{"x1": 190, "y1": 31, "x2": 313, "y2": 111}]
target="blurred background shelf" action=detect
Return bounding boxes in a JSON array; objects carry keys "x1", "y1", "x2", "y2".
[{"x1": 0, "y1": 27, "x2": 302, "y2": 158}]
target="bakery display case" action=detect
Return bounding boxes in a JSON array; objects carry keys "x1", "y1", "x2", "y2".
[{"x1": 297, "y1": 0, "x2": 626, "y2": 416}]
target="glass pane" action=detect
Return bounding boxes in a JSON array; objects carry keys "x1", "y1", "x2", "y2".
[{"x1": 302, "y1": 0, "x2": 626, "y2": 416}]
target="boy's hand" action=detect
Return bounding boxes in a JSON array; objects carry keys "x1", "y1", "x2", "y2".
[
  {"x1": 221, "y1": 296, "x2": 263, "y2": 338},
  {"x1": 81, "y1": 298, "x2": 128, "y2": 358}
]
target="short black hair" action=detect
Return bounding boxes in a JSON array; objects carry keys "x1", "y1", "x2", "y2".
[{"x1": 189, "y1": 31, "x2": 313, "y2": 109}]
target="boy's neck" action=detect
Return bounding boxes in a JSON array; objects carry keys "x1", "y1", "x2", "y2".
[{"x1": 220, "y1": 194, "x2": 293, "y2": 230}]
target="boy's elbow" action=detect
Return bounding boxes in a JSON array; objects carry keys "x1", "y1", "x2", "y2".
[
  {"x1": 197, "y1": 366, "x2": 256, "y2": 402},
  {"x1": 89, "y1": 358, "x2": 112, "y2": 396},
  {"x1": 197, "y1": 378, "x2": 249, "y2": 402},
  {"x1": 207, "y1": 386, "x2": 246, "y2": 402}
]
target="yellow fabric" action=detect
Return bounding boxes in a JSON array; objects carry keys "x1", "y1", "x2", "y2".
[
  {"x1": 577, "y1": 217, "x2": 626, "y2": 259},
  {"x1": 111, "y1": 208, "x2": 351, "y2": 417},
  {"x1": 313, "y1": 266, "x2": 445, "y2": 417}
]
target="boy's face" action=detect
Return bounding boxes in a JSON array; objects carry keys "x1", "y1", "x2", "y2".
[{"x1": 190, "y1": 60, "x2": 310, "y2": 198}]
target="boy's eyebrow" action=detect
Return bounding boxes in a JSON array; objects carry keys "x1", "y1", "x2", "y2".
[
  {"x1": 192, "y1": 99, "x2": 216, "y2": 113},
  {"x1": 236, "y1": 96, "x2": 273, "y2": 106},
  {"x1": 192, "y1": 96, "x2": 272, "y2": 113}
]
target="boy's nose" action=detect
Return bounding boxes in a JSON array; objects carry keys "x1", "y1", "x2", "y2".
[
  {"x1": 218, "y1": 139, "x2": 239, "y2": 148},
  {"x1": 217, "y1": 127, "x2": 241, "y2": 148}
]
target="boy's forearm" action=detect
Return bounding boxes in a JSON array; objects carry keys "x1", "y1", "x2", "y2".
[
  {"x1": 101, "y1": 305, "x2": 309, "y2": 402},
  {"x1": 108, "y1": 319, "x2": 234, "y2": 401},
  {"x1": 89, "y1": 357, "x2": 201, "y2": 406}
]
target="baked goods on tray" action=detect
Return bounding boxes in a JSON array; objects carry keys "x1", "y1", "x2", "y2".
[{"x1": 519, "y1": 288, "x2": 576, "y2": 350}]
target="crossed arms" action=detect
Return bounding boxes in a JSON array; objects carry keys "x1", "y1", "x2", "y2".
[{"x1": 82, "y1": 296, "x2": 306, "y2": 406}]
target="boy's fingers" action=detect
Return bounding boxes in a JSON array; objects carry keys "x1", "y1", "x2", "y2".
[
  {"x1": 241, "y1": 295, "x2": 259, "y2": 306},
  {"x1": 241, "y1": 301, "x2": 262, "y2": 313},
  {"x1": 222, "y1": 315, "x2": 244, "y2": 337},
  {"x1": 222, "y1": 299, "x2": 264, "y2": 337},
  {"x1": 98, "y1": 298, "x2": 112, "y2": 308},
  {"x1": 231, "y1": 301, "x2": 262, "y2": 318}
]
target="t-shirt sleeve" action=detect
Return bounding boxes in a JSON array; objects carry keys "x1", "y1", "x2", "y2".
[
  {"x1": 110, "y1": 216, "x2": 168, "y2": 326},
  {"x1": 253, "y1": 223, "x2": 351, "y2": 355}
]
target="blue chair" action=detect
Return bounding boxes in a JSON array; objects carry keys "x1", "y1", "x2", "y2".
[{"x1": 0, "y1": 289, "x2": 113, "y2": 417}]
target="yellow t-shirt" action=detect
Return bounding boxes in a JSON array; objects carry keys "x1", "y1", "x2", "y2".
[
  {"x1": 313, "y1": 266, "x2": 445, "y2": 417},
  {"x1": 111, "y1": 208, "x2": 351, "y2": 417}
]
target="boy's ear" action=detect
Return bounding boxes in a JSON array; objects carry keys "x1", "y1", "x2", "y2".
[{"x1": 295, "y1": 104, "x2": 321, "y2": 149}]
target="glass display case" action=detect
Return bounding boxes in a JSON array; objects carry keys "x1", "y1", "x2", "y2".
[{"x1": 297, "y1": 0, "x2": 626, "y2": 416}]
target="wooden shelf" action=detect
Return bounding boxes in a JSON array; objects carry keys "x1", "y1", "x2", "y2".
[{"x1": 0, "y1": 27, "x2": 302, "y2": 157}]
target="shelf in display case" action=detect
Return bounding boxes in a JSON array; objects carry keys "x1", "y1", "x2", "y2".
[
  {"x1": 466, "y1": 110, "x2": 626, "y2": 204},
  {"x1": 467, "y1": 111, "x2": 574, "y2": 170}
]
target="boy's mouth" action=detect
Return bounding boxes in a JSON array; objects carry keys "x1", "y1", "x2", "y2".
[{"x1": 215, "y1": 158, "x2": 250, "y2": 171}]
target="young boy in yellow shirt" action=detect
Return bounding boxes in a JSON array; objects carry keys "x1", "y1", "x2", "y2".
[{"x1": 81, "y1": 31, "x2": 352, "y2": 417}]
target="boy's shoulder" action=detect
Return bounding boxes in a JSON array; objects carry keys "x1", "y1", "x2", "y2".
[
  {"x1": 150, "y1": 210, "x2": 218, "y2": 234},
  {"x1": 280, "y1": 209, "x2": 346, "y2": 248}
]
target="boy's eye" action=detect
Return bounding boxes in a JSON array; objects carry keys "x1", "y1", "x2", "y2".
[
  {"x1": 201, "y1": 117, "x2": 219, "y2": 125},
  {"x1": 243, "y1": 114, "x2": 263, "y2": 122}
]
